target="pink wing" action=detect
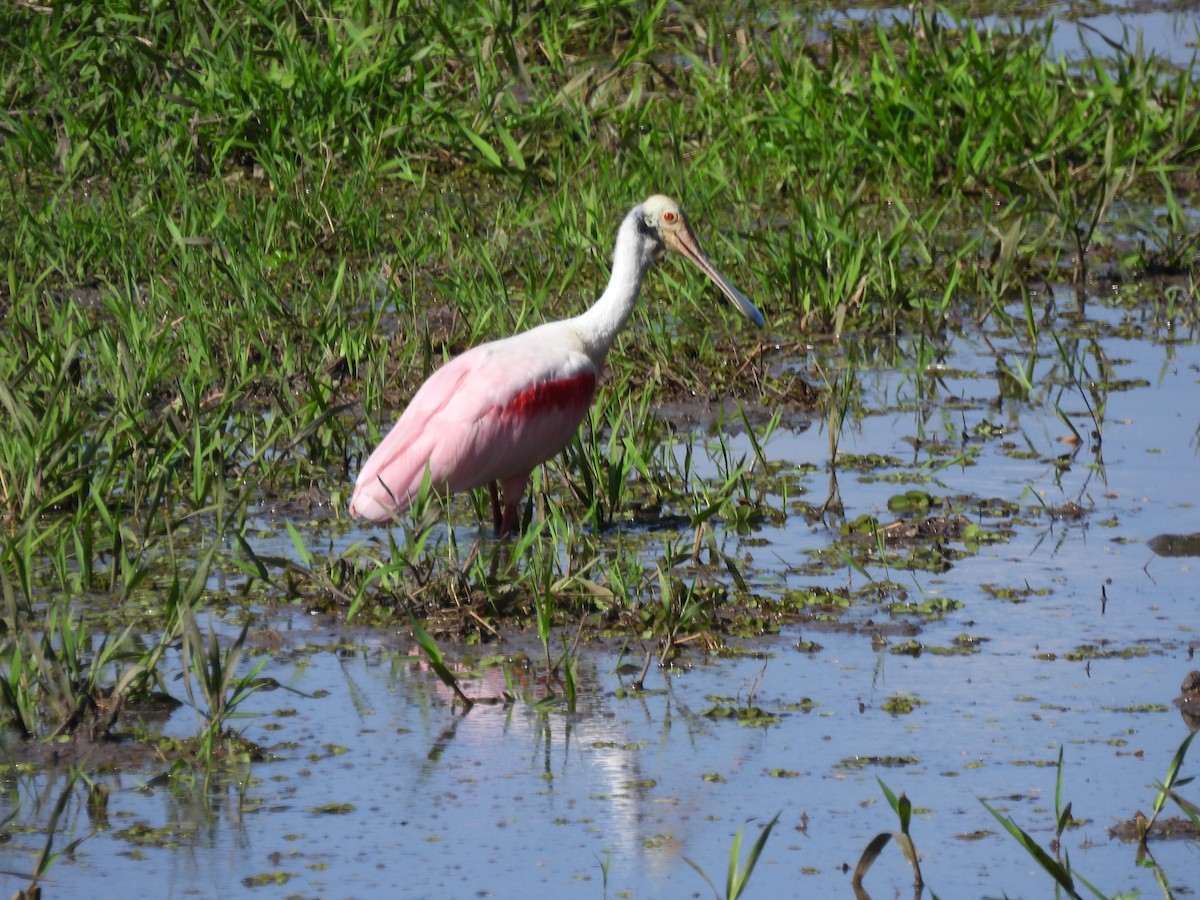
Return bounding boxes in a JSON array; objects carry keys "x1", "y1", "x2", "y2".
[{"x1": 349, "y1": 336, "x2": 597, "y2": 522}]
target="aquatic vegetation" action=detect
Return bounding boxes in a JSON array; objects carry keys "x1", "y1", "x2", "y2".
[
  {"x1": 853, "y1": 779, "x2": 924, "y2": 894},
  {"x1": 981, "y1": 749, "x2": 1106, "y2": 900},
  {"x1": 880, "y1": 693, "x2": 928, "y2": 714},
  {"x1": 1138, "y1": 731, "x2": 1200, "y2": 842},
  {"x1": 685, "y1": 811, "x2": 780, "y2": 900},
  {"x1": 405, "y1": 608, "x2": 475, "y2": 710},
  {"x1": 977, "y1": 736, "x2": 1199, "y2": 895},
  {"x1": 179, "y1": 612, "x2": 272, "y2": 772}
]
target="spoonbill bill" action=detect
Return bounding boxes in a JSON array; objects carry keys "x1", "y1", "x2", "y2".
[{"x1": 349, "y1": 195, "x2": 764, "y2": 534}]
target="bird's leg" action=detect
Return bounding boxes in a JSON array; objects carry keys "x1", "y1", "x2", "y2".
[
  {"x1": 498, "y1": 501, "x2": 519, "y2": 537},
  {"x1": 496, "y1": 473, "x2": 530, "y2": 537},
  {"x1": 488, "y1": 482, "x2": 503, "y2": 533},
  {"x1": 488, "y1": 537, "x2": 514, "y2": 581}
]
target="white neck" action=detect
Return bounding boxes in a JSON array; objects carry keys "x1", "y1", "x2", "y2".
[{"x1": 570, "y1": 208, "x2": 659, "y2": 364}]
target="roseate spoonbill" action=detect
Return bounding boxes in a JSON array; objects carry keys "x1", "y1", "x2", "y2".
[{"x1": 349, "y1": 194, "x2": 764, "y2": 534}]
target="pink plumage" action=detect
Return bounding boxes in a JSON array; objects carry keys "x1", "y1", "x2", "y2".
[
  {"x1": 350, "y1": 337, "x2": 597, "y2": 531},
  {"x1": 349, "y1": 195, "x2": 764, "y2": 534}
]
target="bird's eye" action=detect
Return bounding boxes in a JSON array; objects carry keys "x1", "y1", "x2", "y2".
[{"x1": 662, "y1": 211, "x2": 677, "y2": 223}]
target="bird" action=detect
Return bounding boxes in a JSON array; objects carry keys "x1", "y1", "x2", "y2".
[{"x1": 349, "y1": 194, "x2": 765, "y2": 535}]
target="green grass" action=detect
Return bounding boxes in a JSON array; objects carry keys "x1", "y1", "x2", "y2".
[
  {"x1": 853, "y1": 779, "x2": 924, "y2": 894},
  {"x1": 0, "y1": 0, "x2": 1198, "y2": 746}
]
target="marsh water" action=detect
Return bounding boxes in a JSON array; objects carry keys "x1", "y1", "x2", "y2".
[
  {"x1": 836, "y1": 4, "x2": 1200, "y2": 67},
  {"x1": 1, "y1": 284, "x2": 1196, "y2": 899}
]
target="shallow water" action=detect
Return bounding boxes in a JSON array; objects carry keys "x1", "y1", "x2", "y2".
[
  {"x1": 2, "y1": 289, "x2": 1198, "y2": 898},
  {"x1": 1042, "y1": 8, "x2": 1200, "y2": 65},
  {"x1": 834, "y1": 1, "x2": 1200, "y2": 66}
]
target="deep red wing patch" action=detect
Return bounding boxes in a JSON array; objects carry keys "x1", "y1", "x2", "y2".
[{"x1": 503, "y1": 371, "x2": 597, "y2": 418}]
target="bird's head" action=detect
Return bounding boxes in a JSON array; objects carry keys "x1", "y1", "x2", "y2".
[{"x1": 638, "y1": 195, "x2": 765, "y2": 328}]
